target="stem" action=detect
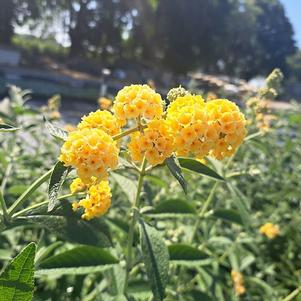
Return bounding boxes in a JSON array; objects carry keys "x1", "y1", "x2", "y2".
[
  {"x1": 0, "y1": 190, "x2": 9, "y2": 222},
  {"x1": 123, "y1": 157, "x2": 147, "y2": 293},
  {"x1": 189, "y1": 182, "x2": 219, "y2": 243},
  {"x1": 8, "y1": 168, "x2": 53, "y2": 216},
  {"x1": 113, "y1": 126, "x2": 138, "y2": 141},
  {"x1": 280, "y1": 286, "x2": 301, "y2": 301},
  {"x1": 12, "y1": 192, "x2": 86, "y2": 218}
]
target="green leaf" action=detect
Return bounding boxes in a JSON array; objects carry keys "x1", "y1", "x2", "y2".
[
  {"x1": 0, "y1": 123, "x2": 20, "y2": 132},
  {"x1": 212, "y1": 209, "x2": 243, "y2": 225},
  {"x1": 168, "y1": 244, "x2": 209, "y2": 265},
  {"x1": 178, "y1": 157, "x2": 225, "y2": 181},
  {"x1": 111, "y1": 172, "x2": 137, "y2": 202},
  {"x1": 36, "y1": 246, "x2": 118, "y2": 277},
  {"x1": 107, "y1": 217, "x2": 139, "y2": 244},
  {"x1": 0, "y1": 242, "x2": 36, "y2": 301},
  {"x1": 227, "y1": 183, "x2": 250, "y2": 227},
  {"x1": 139, "y1": 219, "x2": 169, "y2": 301},
  {"x1": 44, "y1": 116, "x2": 68, "y2": 141},
  {"x1": 146, "y1": 199, "x2": 196, "y2": 218},
  {"x1": 165, "y1": 157, "x2": 187, "y2": 194},
  {"x1": 48, "y1": 161, "x2": 70, "y2": 212},
  {"x1": 7, "y1": 185, "x2": 28, "y2": 197},
  {"x1": 17, "y1": 204, "x2": 111, "y2": 247}
]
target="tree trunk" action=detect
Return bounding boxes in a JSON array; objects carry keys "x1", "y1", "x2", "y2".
[{"x1": 0, "y1": 0, "x2": 15, "y2": 45}]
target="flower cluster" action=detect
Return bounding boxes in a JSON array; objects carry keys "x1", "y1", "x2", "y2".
[
  {"x1": 166, "y1": 94, "x2": 215, "y2": 159},
  {"x1": 166, "y1": 95, "x2": 246, "y2": 160},
  {"x1": 78, "y1": 110, "x2": 121, "y2": 136},
  {"x1": 206, "y1": 99, "x2": 247, "y2": 160},
  {"x1": 113, "y1": 84, "x2": 163, "y2": 125},
  {"x1": 59, "y1": 84, "x2": 246, "y2": 220},
  {"x1": 231, "y1": 270, "x2": 246, "y2": 296},
  {"x1": 259, "y1": 222, "x2": 280, "y2": 239},
  {"x1": 72, "y1": 180, "x2": 111, "y2": 220},
  {"x1": 128, "y1": 119, "x2": 174, "y2": 166},
  {"x1": 59, "y1": 128, "x2": 119, "y2": 183}
]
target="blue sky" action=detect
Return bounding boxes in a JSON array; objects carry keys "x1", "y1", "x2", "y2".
[{"x1": 281, "y1": 0, "x2": 301, "y2": 48}]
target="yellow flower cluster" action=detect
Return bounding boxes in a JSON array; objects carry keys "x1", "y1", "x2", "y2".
[
  {"x1": 128, "y1": 119, "x2": 174, "y2": 166},
  {"x1": 206, "y1": 99, "x2": 247, "y2": 160},
  {"x1": 113, "y1": 84, "x2": 163, "y2": 125},
  {"x1": 72, "y1": 180, "x2": 111, "y2": 220},
  {"x1": 59, "y1": 128, "x2": 119, "y2": 183},
  {"x1": 259, "y1": 223, "x2": 280, "y2": 239},
  {"x1": 78, "y1": 110, "x2": 121, "y2": 136},
  {"x1": 70, "y1": 178, "x2": 87, "y2": 194},
  {"x1": 59, "y1": 84, "x2": 247, "y2": 220},
  {"x1": 167, "y1": 94, "x2": 216, "y2": 159},
  {"x1": 231, "y1": 270, "x2": 246, "y2": 296}
]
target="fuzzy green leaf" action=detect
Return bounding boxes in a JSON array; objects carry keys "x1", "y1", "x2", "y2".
[
  {"x1": 146, "y1": 199, "x2": 196, "y2": 218},
  {"x1": 212, "y1": 209, "x2": 243, "y2": 225},
  {"x1": 44, "y1": 116, "x2": 68, "y2": 141},
  {"x1": 178, "y1": 158, "x2": 225, "y2": 181},
  {"x1": 139, "y1": 219, "x2": 169, "y2": 301},
  {"x1": 112, "y1": 172, "x2": 137, "y2": 202},
  {"x1": 168, "y1": 244, "x2": 209, "y2": 266},
  {"x1": 165, "y1": 157, "x2": 187, "y2": 194},
  {"x1": 48, "y1": 161, "x2": 69, "y2": 212},
  {"x1": 0, "y1": 123, "x2": 20, "y2": 132},
  {"x1": 17, "y1": 206, "x2": 111, "y2": 247},
  {"x1": 0, "y1": 242, "x2": 36, "y2": 301},
  {"x1": 36, "y1": 246, "x2": 118, "y2": 277}
]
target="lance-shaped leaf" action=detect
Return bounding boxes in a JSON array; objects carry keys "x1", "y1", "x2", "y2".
[
  {"x1": 16, "y1": 203, "x2": 111, "y2": 247},
  {"x1": 36, "y1": 246, "x2": 118, "y2": 277},
  {"x1": 0, "y1": 123, "x2": 20, "y2": 132},
  {"x1": 48, "y1": 161, "x2": 70, "y2": 212},
  {"x1": 44, "y1": 116, "x2": 68, "y2": 141},
  {"x1": 212, "y1": 209, "x2": 243, "y2": 225},
  {"x1": 168, "y1": 244, "x2": 210, "y2": 266},
  {"x1": 165, "y1": 157, "x2": 187, "y2": 194},
  {"x1": 178, "y1": 158, "x2": 225, "y2": 181},
  {"x1": 146, "y1": 199, "x2": 196, "y2": 218},
  {"x1": 0, "y1": 242, "x2": 36, "y2": 301},
  {"x1": 112, "y1": 172, "x2": 137, "y2": 202},
  {"x1": 139, "y1": 219, "x2": 169, "y2": 301}
]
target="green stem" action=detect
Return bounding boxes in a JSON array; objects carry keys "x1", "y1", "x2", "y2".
[
  {"x1": 123, "y1": 157, "x2": 147, "y2": 293},
  {"x1": 0, "y1": 190, "x2": 9, "y2": 222},
  {"x1": 189, "y1": 182, "x2": 219, "y2": 243},
  {"x1": 280, "y1": 286, "x2": 301, "y2": 301},
  {"x1": 11, "y1": 192, "x2": 86, "y2": 218},
  {"x1": 8, "y1": 168, "x2": 53, "y2": 216}
]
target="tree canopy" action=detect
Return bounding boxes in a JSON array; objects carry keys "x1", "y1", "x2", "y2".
[{"x1": 0, "y1": 0, "x2": 297, "y2": 79}]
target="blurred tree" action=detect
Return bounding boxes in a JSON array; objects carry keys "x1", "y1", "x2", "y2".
[
  {"x1": 0, "y1": 0, "x2": 40, "y2": 45},
  {"x1": 255, "y1": 0, "x2": 296, "y2": 76}
]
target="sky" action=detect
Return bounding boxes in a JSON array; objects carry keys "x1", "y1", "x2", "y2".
[{"x1": 281, "y1": 0, "x2": 301, "y2": 48}]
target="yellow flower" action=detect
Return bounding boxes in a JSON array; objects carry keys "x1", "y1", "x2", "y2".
[
  {"x1": 259, "y1": 222, "x2": 280, "y2": 239},
  {"x1": 72, "y1": 180, "x2": 111, "y2": 220},
  {"x1": 231, "y1": 270, "x2": 246, "y2": 296},
  {"x1": 206, "y1": 99, "x2": 247, "y2": 160},
  {"x1": 70, "y1": 178, "x2": 87, "y2": 194},
  {"x1": 98, "y1": 97, "x2": 112, "y2": 110},
  {"x1": 59, "y1": 128, "x2": 119, "y2": 183},
  {"x1": 113, "y1": 84, "x2": 163, "y2": 126},
  {"x1": 128, "y1": 119, "x2": 174, "y2": 166},
  {"x1": 78, "y1": 110, "x2": 121, "y2": 136},
  {"x1": 166, "y1": 94, "x2": 215, "y2": 159}
]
